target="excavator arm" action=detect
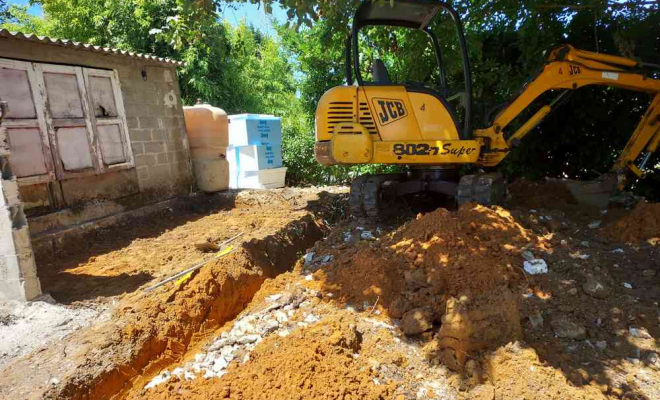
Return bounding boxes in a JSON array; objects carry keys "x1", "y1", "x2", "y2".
[{"x1": 475, "y1": 45, "x2": 660, "y2": 187}]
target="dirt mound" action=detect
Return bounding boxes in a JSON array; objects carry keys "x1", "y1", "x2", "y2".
[
  {"x1": 604, "y1": 201, "x2": 660, "y2": 243},
  {"x1": 139, "y1": 316, "x2": 394, "y2": 400},
  {"x1": 316, "y1": 204, "x2": 535, "y2": 370},
  {"x1": 507, "y1": 178, "x2": 578, "y2": 209},
  {"x1": 318, "y1": 204, "x2": 531, "y2": 311},
  {"x1": 482, "y1": 343, "x2": 607, "y2": 400}
]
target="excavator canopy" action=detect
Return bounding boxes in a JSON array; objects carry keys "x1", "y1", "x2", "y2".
[{"x1": 353, "y1": 0, "x2": 444, "y2": 30}]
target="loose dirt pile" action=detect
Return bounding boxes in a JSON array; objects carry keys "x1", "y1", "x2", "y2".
[
  {"x1": 318, "y1": 205, "x2": 532, "y2": 310},
  {"x1": 482, "y1": 342, "x2": 607, "y2": 400},
  {"x1": 315, "y1": 204, "x2": 537, "y2": 369},
  {"x1": 507, "y1": 178, "x2": 578, "y2": 210},
  {"x1": 603, "y1": 200, "x2": 660, "y2": 243},
  {"x1": 142, "y1": 315, "x2": 395, "y2": 400}
]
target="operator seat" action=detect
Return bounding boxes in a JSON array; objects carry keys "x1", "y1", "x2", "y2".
[{"x1": 372, "y1": 59, "x2": 392, "y2": 84}]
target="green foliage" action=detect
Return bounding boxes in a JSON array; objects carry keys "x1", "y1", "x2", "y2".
[
  {"x1": 0, "y1": 0, "x2": 9, "y2": 23},
  {"x1": 0, "y1": 5, "x2": 53, "y2": 33},
  {"x1": 4, "y1": 0, "x2": 659, "y2": 196}
]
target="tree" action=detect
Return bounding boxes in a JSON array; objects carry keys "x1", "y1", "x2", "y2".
[{"x1": 0, "y1": 0, "x2": 11, "y2": 24}]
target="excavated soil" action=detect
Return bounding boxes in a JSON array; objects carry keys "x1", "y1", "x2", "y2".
[
  {"x1": 603, "y1": 201, "x2": 660, "y2": 243},
  {"x1": 2, "y1": 181, "x2": 659, "y2": 400},
  {"x1": 35, "y1": 188, "x2": 345, "y2": 304},
  {"x1": 0, "y1": 188, "x2": 344, "y2": 400},
  {"x1": 507, "y1": 178, "x2": 578, "y2": 210}
]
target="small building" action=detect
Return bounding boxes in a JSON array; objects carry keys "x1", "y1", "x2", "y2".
[{"x1": 0, "y1": 30, "x2": 193, "y2": 301}]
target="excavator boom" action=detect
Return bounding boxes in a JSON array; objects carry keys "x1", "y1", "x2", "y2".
[{"x1": 475, "y1": 45, "x2": 660, "y2": 186}]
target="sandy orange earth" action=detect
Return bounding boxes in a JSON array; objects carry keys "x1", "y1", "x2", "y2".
[{"x1": 1, "y1": 182, "x2": 658, "y2": 400}]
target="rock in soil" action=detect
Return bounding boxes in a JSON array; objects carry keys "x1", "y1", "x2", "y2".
[
  {"x1": 551, "y1": 317, "x2": 586, "y2": 340},
  {"x1": 582, "y1": 277, "x2": 611, "y2": 299},
  {"x1": 401, "y1": 307, "x2": 434, "y2": 335},
  {"x1": 468, "y1": 384, "x2": 496, "y2": 400}
]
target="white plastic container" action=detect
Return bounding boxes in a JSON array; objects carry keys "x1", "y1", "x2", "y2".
[
  {"x1": 227, "y1": 144, "x2": 283, "y2": 171},
  {"x1": 228, "y1": 114, "x2": 282, "y2": 146},
  {"x1": 183, "y1": 105, "x2": 230, "y2": 192},
  {"x1": 229, "y1": 167, "x2": 287, "y2": 189}
]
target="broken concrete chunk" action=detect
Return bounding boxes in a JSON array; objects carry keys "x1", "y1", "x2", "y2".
[
  {"x1": 551, "y1": 317, "x2": 586, "y2": 340},
  {"x1": 236, "y1": 334, "x2": 261, "y2": 345},
  {"x1": 212, "y1": 357, "x2": 228, "y2": 373},
  {"x1": 145, "y1": 370, "x2": 171, "y2": 390},
  {"x1": 622, "y1": 282, "x2": 633, "y2": 289},
  {"x1": 322, "y1": 255, "x2": 333, "y2": 263},
  {"x1": 582, "y1": 277, "x2": 610, "y2": 299},
  {"x1": 523, "y1": 259, "x2": 548, "y2": 275},
  {"x1": 401, "y1": 307, "x2": 434, "y2": 335}
]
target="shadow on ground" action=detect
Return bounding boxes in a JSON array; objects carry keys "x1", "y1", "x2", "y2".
[{"x1": 35, "y1": 193, "x2": 237, "y2": 304}]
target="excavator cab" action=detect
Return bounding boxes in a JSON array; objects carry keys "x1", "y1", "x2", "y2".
[
  {"x1": 315, "y1": 0, "x2": 660, "y2": 218},
  {"x1": 348, "y1": 0, "x2": 474, "y2": 138}
]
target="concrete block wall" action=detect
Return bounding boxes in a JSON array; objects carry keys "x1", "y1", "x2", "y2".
[
  {"x1": 121, "y1": 65, "x2": 192, "y2": 196},
  {"x1": 0, "y1": 38, "x2": 193, "y2": 204},
  {"x1": 0, "y1": 123, "x2": 41, "y2": 301}
]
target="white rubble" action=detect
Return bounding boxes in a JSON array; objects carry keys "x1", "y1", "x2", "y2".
[
  {"x1": 524, "y1": 259, "x2": 548, "y2": 275},
  {"x1": 144, "y1": 287, "x2": 316, "y2": 390}
]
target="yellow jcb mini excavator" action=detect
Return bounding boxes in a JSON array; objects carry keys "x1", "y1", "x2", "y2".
[{"x1": 314, "y1": 0, "x2": 660, "y2": 218}]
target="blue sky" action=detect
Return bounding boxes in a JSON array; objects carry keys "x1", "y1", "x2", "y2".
[{"x1": 6, "y1": 0, "x2": 287, "y2": 34}]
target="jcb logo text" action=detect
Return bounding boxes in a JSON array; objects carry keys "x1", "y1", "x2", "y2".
[{"x1": 372, "y1": 98, "x2": 407, "y2": 125}]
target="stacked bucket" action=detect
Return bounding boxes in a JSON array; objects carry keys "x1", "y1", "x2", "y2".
[{"x1": 227, "y1": 114, "x2": 286, "y2": 189}]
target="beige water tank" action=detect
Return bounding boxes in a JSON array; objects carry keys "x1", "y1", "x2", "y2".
[{"x1": 183, "y1": 104, "x2": 230, "y2": 192}]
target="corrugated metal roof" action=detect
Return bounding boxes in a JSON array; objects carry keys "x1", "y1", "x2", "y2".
[{"x1": 0, "y1": 29, "x2": 183, "y2": 66}]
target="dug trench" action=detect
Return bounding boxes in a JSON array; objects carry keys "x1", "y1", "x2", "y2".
[{"x1": 0, "y1": 207, "x2": 328, "y2": 400}]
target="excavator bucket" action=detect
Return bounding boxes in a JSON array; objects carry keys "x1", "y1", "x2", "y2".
[{"x1": 561, "y1": 175, "x2": 618, "y2": 209}]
